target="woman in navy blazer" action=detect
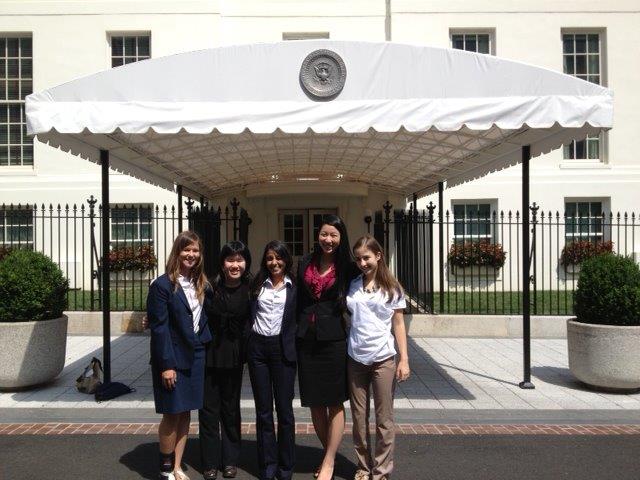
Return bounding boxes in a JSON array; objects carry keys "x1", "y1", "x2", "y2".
[
  {"x1": 246, "y1": 240, "x2": 297, "y2": 480},
  {"x1": 147, "y1": 231, "x2": 212, "y2": 480}
]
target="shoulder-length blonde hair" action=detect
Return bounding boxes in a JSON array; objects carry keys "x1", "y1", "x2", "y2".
[
  {"x1": 166, "y1": 231, "x2": 208, "y2": 302},
  {"x1": 352, "y1": 234, "x2": 403, "y2": 302}
]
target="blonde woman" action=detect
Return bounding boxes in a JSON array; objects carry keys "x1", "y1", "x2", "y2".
[{"x1": 147, "y1": 231, "x2": 212, "y2": 480}]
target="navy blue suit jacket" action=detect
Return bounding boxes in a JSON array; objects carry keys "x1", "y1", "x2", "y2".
[
  {"x1": 248, "y1": 281, "x2": 297, "y2": 363},
  {"x1": 147, "y1": 273, "x2": 212, "y2": 371}
]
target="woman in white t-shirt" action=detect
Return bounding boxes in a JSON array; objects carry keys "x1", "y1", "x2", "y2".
[{"x1": 346, "y1": 234, "x2": 410, "y2": 480}]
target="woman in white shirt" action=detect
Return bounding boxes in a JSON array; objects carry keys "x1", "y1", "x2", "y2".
[
  {"x1": 247, "y1": 240, "x2": 298, "y2": 480},
  {"x1": 346, "y1": 235, "x2": 410, "y2": 480}
]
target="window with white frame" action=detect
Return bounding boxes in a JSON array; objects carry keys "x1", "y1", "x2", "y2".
[
  {"x1": 110, "y1": 205, "x2": 153, "y2": 245},
  {"x1": 0, "y1": 207, "x2": 33, "y2": 247},
  {"x1": 282, "y1": 32, "x2": 329, "y2": 41},
  {"x1": 110, "y1": 34, "x2": 150, "y2": 68},
  {"x1": 450, "y1": 32, "x2": 492, "y2": 54},
  {"x1": 564, "y1": 200, "x2": 604, "y2": 243},
  {"x1": 0, "y1": 36, "x2": 33, "y2": 167},
  {"x1": 452, "y1": 202, "x2": 493, "y2": 242},
  {"x1": 562, "y1": 32, "x2": 603, "y2": 160}
]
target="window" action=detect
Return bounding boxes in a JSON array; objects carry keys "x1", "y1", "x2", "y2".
[
  {"x1": 453, "y1": 202, "x2": 493, "y2": 242},
  {"x1": 565, "y1": 201, "x2": 603, "y2": 243},
  {"x1": 282, "y1": 32, "x2": 329, "y2": 41},
  {"x1": 110, "y1": 205, "x2": 153, "y2": 245},
  {"x1": 562, "y1": 32, "x2": 602, "y2": 160},
  {"x1": 451, "y1": 32, "x2": 492, "y2": 54},
  {"x1": 0, "y1": 207, "x2": 33, "y2": 247},
  {"x1": 0, "y1": 36, "x2": 33, "y2": 167},
  {"x1": 110, "y1": 34, "x2": 150, "y2": 68}
]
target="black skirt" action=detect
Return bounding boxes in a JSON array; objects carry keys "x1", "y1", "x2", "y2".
[{"x1": 297, "y1": 336, "x2": 348, "y2": 407}]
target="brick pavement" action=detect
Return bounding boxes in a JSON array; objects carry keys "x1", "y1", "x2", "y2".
[{"x1": 1, "y1": 422, "x2": 639, "y2": 435}]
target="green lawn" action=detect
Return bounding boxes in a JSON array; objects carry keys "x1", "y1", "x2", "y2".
[
  {"x1": 66, "y1": 284, "x2": 150, "y2": 311},
  {"x1": 67, "y1": 286, "x2": 575, "y2": 315},
  {"x1": 408, "y1": 290, "x2": 576, "y2": 315}
]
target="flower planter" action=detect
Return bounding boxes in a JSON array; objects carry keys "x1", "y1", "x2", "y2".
[
  {"x1": 563, "y1": 263, "x2": 581, "y2": 275},
  {"x1": 567, "y1": 319, "x2": 640, "y2": 392},
  {"x1": 109, "y1": 270, "x2": 153, "y2": 283},
  {"x1": 0, "y1": 315, "x2": 68, "y2": 390},
  {"x1": 450, "y1": 265, "x2": 500, "y2": 277}
]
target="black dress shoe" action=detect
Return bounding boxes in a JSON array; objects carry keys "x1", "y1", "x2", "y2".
[
  {"x1": 222, "y1": 466, "x2": 237, "y2": 478},
  {"x1": 203, "y1": 469, "x2": 218, "y2": 480}
]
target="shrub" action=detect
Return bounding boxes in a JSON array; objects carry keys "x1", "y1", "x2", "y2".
[
  {"x1": 560, "y1": 240, "x2": 613, "y2": 266},
  {"x1": 448, "y1": 240, "x2": 506, "y2": 269},
  {"x1": 574, "y1": 253, "x2": 640, "y2": 326},
  {"x1": 0, "y1": 249, "x2": 69, "y2": 322},
  {"x1": 109, "y1": 245, "x2": 157, "y2": 272}
]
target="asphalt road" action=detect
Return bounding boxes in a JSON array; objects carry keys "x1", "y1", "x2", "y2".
[{"x1": 1, "y1": 433, "x2": 639, "y2": 480}]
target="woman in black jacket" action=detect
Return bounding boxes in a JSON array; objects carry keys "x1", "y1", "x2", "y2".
[
  {"x1": 296, "y1": 215, "x2": 358, "y2": 480},
  {"x1": 200, "y1": 241, "x2": 252, "y2": 480}
]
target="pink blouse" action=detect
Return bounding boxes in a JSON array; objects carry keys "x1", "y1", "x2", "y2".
[{"x1": 304, "y1": 260, "x2": 336, "y2": 322}]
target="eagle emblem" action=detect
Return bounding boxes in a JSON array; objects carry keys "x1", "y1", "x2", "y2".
[{"x1": 300, "y1": 49, "x2": 346, "y2": 100}]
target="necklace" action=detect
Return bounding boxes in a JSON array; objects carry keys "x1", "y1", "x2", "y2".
[{"x1": 363, "y1": 282, "x2": 378, "y2": 294}]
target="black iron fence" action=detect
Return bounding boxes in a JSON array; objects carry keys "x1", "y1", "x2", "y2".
[
  {"x1": 0, "y1": 198, "x2": 250, "y2": 311},
  {"x1": 376, "y1": 202, "x2": 639, "y2": 315},
  {"x1": 2, "y1": 197, "x2": 638, "y2": 315}
]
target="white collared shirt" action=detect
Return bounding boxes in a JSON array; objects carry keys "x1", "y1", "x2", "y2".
[
  {"x1": 252, "y1": 275, "x2": 291, "y2": 336},
  {"x1": 346, "y1": 275, "x2": 406, "y2": 365},
  {"x1": 178, "y1": 274, "x2": 202, "y2": 333}
]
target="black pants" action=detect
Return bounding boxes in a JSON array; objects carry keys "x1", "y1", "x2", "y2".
[
  {"x1": 199, "y1": 366, "x2": 243, "y2": 470},
  {"x1": 247, "y1": 334, "x2": 297, "y2": 480}
]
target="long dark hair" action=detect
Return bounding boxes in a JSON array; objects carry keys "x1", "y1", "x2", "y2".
[
  {"x1": 251, "y1": 240, "x2": 295, "y2": 297},
  {"x1": 213, "y1": 240, "x2": 252, "y2": 293},
  {"x1": 313, "y1": 214, "x2": 353, "y2": 305}
]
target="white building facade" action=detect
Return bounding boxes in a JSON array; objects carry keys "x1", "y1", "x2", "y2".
[{"x1": 1, "y1": 1, "x2": 638, "y2": 296}]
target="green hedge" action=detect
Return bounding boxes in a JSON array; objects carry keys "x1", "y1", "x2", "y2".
[
  {"x1": 574, "y1": 253, "x2": 640, "y2": 326},
  {"x1": 0, "y1": 249, "x2": 68, "y2": 322}
]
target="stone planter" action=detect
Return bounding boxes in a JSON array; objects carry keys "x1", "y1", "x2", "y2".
[
  {"x1": 0, "y1": 315, "x2": 68, "y2": 390},
  {"x1": 567, "y1": 319, "x2": 640, "y2": 392}
]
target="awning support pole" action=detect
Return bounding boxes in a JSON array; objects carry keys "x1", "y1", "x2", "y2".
[
  {"x1": 177, "y1": 184, "x2": 184, "y2": 232},
  {"x1": 438, "y1": 181, "x2": 444, "y2": 314},
  {"x1": 520, "y1": 145, "x2": 535, "y2": 389},
  {"x1": 100, "y1": 149, "x2": 111, "y2": 384}
]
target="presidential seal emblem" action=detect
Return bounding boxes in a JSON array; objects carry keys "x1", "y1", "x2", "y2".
[{"x1": 300, "y1": 49, "x2": 346, "y2": 99}]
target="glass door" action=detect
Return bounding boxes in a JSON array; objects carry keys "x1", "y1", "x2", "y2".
[{"x1": 279, "y1": 209, "x2": 337, "y2": 267}]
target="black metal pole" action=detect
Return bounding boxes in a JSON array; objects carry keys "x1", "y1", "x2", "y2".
[
  {"x1": 100, "y1": 149, "x2": 111, "y2": 384},
  {"x1": 520, "y1": 145, "x2": 535, "y2": 389},
  {"x1": 177, "y1": 184, "x2": 183, "y2": 232},
  {"x1": 438, "y1": 181, "x2": 444, "y2": 313},
  {"x1": 427, "y1": 201, "x2": 436, "y2": 313}
]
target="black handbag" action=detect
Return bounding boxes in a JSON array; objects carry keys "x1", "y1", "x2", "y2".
[{"x1": 95, "y1": 381, "x2": 135, "y2": 402}]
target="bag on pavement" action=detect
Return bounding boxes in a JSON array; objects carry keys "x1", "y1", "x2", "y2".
[
  {"x1": 75, "y1": 357, "x2": 103, "y2": 394},
  {"x1": 95, "y1": 381, "x2": 135, "y2": 402}
]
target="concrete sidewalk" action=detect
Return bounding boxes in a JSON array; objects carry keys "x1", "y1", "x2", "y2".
[{"x1": 1, "y1": 334, "x2": 639, "y2": 421}]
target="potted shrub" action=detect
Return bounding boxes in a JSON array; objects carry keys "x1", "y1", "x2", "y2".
[
  {"x1": 0, "y1": 249, "x2": 69, "y2": 390},
  {"x1": 109, "y1": 244, "x2": 157, "y2": 282},
  {"x1": 448, "y1": 239, "x2": 506, "y2": 277},
  {"x1": 560, "y1": 240, "x2": 613, "y2": 274},
  {"x1": 567, "y1": 253, "x2": 640, "y2": 391}
]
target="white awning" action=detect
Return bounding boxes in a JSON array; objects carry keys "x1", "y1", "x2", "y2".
[{"x1": 26, "y1": 40, "x2": 613, "y2": 198}]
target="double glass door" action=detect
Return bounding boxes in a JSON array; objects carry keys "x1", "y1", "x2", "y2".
[{"x1": 279, "y1": 209, "x2": 337, "y2": 266}]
